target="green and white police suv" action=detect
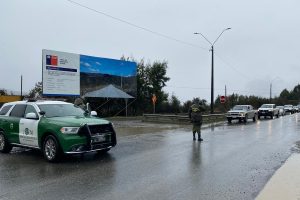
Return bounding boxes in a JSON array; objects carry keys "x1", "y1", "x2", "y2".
[{"x1": 0, "y1": 100, "x2": 117, "y2": 162}]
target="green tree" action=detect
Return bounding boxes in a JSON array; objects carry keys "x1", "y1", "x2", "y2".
[
  {"x1": 0, "y1": 89, "x2": 7, "y2": 95},
  {"x1": 169, "y1": 94, "x2": 181, "y2": 114},
  {"x1": 135, "y1": 59, "x2": 170, "y2": 113},
  {"x1": 147, "y1": 61, "x2": 170, "y2": 110},
  {"x1": 182, "y1": 100, "x2": 192, "y2": 113},
  {"x1": 290, "y1": 84, "x2": 300, "y2": 100},
  {"x1": 280, "y1": 89, "x2": 290, "y2": 99},
  {"x1": 29, "y1": 82, "x2": 42, "y2": 98}
]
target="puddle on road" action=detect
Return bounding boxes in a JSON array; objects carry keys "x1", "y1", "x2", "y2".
[
  {"x1": 111, "y1": 119, "x2": 190, "y2": 137},
  {"x1": 110, "y1": 119, "x2": 226, "y2": 137}
]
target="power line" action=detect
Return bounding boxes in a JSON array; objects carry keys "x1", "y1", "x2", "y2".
[
  {"x1": 66, "y1": 0, "x2": 208, "y2": 50},
  {"x1": 66, "y1": 1, "x2": 257, "y2": 82},
  {"x1": 214, "y1": 53, "x2": 251, "y2": 80}
]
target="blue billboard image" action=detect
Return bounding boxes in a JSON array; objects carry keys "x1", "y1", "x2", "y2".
[{"x1": 79, "y1": 55, "x2": 137, "y2": 97}]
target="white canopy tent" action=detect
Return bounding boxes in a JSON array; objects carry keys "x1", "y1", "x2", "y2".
[{"x1": 84, "y1": 84, "x2": 134, "y2": 116}]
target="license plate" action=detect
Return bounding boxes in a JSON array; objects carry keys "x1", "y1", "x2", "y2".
[{"x1": 92, "y1": 135, "x2": 106, "y2": 143}]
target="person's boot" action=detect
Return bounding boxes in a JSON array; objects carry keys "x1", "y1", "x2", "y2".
[
  {"x1": 193, "y1": 132, "x2": 196, "y2": 140},
  {"x1": 198, "y1": 133, "x2": 203, "y2": 141}
]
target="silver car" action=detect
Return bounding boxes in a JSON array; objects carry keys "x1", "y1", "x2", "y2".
[
  {"x1": 284, "y1": 104, "x2": 294, "y2": 114},
  {"x1": 276, "y1": 106, "x2": 285, "y2": 116},
  {"x1": 226, "y1": 105, "x2": 257, "y2": 123}
]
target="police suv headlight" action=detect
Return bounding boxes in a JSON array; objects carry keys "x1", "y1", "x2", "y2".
[
  {"x1": 239, "y1": 113, "x2": 245, "y2": 117},
  {"x1": 268, "y1": 110, "x2": 272, "y2": 112},
  {"x1": 60, "y1": 127, "x2": 80, "y2": 134}
]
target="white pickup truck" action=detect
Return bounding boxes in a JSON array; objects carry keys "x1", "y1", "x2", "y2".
[{"x1": 226, "y1": 105, "x2": 257, "y2": 123}]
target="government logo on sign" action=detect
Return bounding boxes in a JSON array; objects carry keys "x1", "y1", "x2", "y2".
[{"x1": 46, "y1": 55, "x2": 58, "y2": 66}]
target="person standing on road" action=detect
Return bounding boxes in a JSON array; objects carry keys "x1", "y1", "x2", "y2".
[
  {"x1": 74, "y1": 97, "x2": 86, "y2": 110},
  {"x1": 188, "y1": 98, "x2": 204, "y2": 141}
]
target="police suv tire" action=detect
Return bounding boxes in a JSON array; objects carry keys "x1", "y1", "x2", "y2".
[
  {"x1": 43, "y1": 135, "x2": 61, "y2": 162},
  {"x1": 0, "y1": 131, "x2": 12, "y2": 153},
  {"x1": 227, "y1": 118, "x2": 232, "y2": 123}
]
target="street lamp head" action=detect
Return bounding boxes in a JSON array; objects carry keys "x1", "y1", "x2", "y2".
[{"x1": 226, "y1": 28, "x2": 232, "y2": 30}]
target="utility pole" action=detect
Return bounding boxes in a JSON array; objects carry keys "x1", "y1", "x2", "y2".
[
  {"x1": 194, "y1": 28, "x2": 231, "y2": 114},
  {"x1": 211, "y1": 45, "x2": 214, "y2": 114},
  {"x1": 21, "y1": 75, "x2": 23, "y2": 99},
  {"x1": 270, "y1": 83, "x2": 272, "y2": 103}
]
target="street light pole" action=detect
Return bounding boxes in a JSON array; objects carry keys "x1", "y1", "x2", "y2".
[
  {"x1": 270, "y1": 83, "x2": 272, "y2": 102},
  {"x1": 194, "y1": 28, "x2": 231, "y2": 114},
  {"x1": 270, "y1": 77, "x2": 280, "y2": 103},
  {"x1": 211, "y1": 45, "x2": 214, "y2": 113}
]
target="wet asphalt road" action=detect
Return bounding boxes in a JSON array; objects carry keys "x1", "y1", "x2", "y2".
[{"x1": 0, "y1": 114, "x2": 300, "y2": 200}]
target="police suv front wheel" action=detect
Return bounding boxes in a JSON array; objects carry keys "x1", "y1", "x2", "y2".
[
  {"x1": 43, "y1": 135, "x2": 61, "y2": 162},
  {"x1": 0, "y1": 131, "x2": 12, "y2": 153}
]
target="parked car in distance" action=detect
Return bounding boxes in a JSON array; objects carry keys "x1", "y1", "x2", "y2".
[
  {"x1": 0, "y1": 100, "x2": 117, "y2": 162},
  {"x1": 293, "y1": 106, "x2": 299, "y2": 113},
  {"x1": 284, "y1": 104, "x2": 294, "y2": 114},
  {"x1": 258, "y1": 104, "x2": 279, "y2": 119},
  {"x1": 276, "y1": 106, "x2": 285, "y2": 116},
  {"x1": 226, "y1": 105, "x2": 257, "y2": 123}
]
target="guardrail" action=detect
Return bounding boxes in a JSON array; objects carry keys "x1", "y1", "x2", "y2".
[{"x1": 143, "y1": 113, "x2": 226, "y2": 124}]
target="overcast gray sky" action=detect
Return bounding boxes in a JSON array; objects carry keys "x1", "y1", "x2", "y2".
[{"x1": 1, "y1": 0, "x2": 300, "y2": 102}]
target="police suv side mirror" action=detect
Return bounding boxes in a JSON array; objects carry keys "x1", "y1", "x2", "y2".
[
  {"x1": 91, "y1": 111, "x2": 97, "y2": 116},
  {"x1": 25, "y1": 112, "x2": 39, "y2": 120}
]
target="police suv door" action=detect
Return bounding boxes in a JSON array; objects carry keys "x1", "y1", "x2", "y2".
[
  {"x1": 19, "y1": 104, "x2": 39, "y2": 147},
  {"x1": 7, "y1": 104, "x2": 26, "y2": 144}
]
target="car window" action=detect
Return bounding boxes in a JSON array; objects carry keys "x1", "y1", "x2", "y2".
[
  {"x1": 261, "y1": 104, "x2": 272, "y2": 108},
  {"x1": 233, "y1": 105, "x2": 247, "y2": 110},
  {"x1": 24, "y1": 105, "x2": 38, "y2": 117},
  {"x1": 38, "y1": 104, "x2": 85, "y2": 118},
  {"x1": 9, "y1": 104, "x2": 26, "y2": 118},
  {"x1": 0, "y1": 105, "x2": 13, "y2": 115}
]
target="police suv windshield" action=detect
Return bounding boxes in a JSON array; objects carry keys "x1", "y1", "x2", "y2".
[{"x1": 38, "y1": 104, "x2": 85, "y2": 118}]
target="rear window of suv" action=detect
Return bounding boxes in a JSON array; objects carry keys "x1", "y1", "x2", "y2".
[
  {"x1": 0, "y1": 105, "x2": 13, "y2": 115},
  {"x1": 9, "y1": 104, "x2": 26, "y2": 117}
]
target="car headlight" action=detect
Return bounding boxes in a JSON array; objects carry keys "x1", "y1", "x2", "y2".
[
  {"x1": 269, "y1": 110, "x2": 272, "y2": 112},
  {"x1": 240, "y1": 113, "x2": 245, "y2": 116},
  {"x1": 60, "y1": 127, "x2": 80, "y2": 134}
]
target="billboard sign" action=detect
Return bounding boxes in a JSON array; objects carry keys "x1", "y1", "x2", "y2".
[
  {"x1": 42, "y1": 50, "x2": 80, "y2": 96},
  {"x1": 42, "y1": 49, "x2": 137, "y2": 97}
]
